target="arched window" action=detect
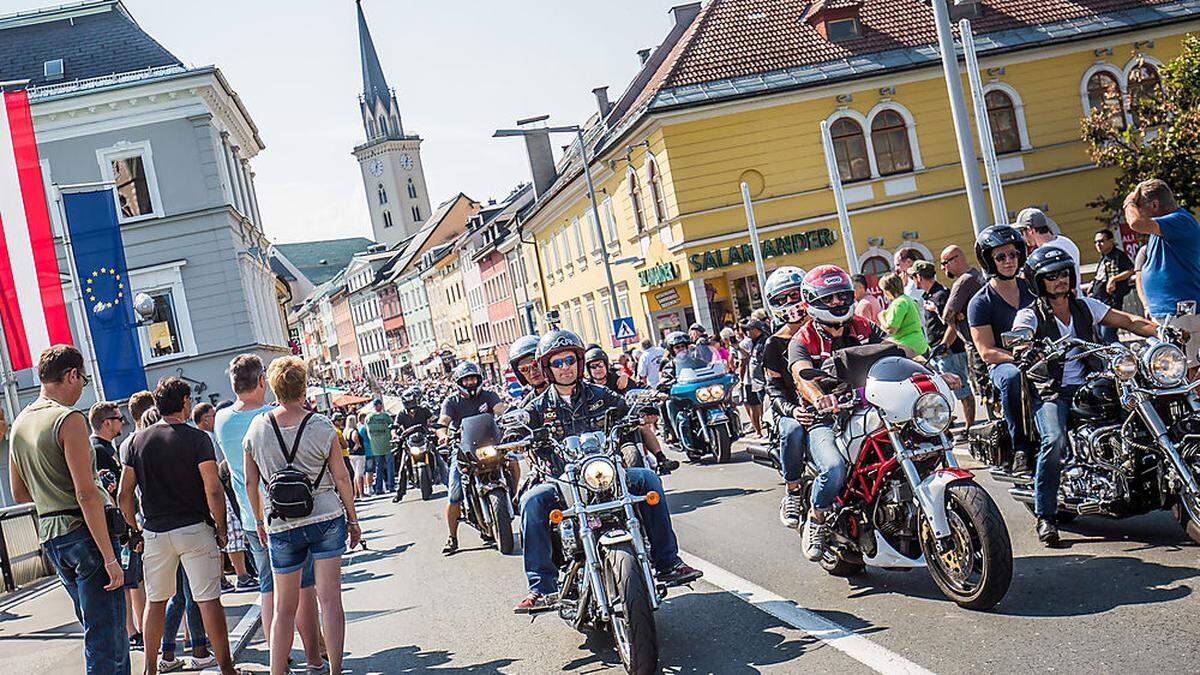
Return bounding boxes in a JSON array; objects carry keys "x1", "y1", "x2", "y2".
[
  {"x1": 647, "y1": 158, "x2": 666, "y2": 224},
  {"x1": 391, "y1": 115, "x2": 400, "y2": 133},
  {"x1": 830, "y1": 117, "x2": 871, "y2": 182},
  {"x1": 870, "y1": 110, "x2": 914, "y2": 176},
  {"x1": 377, "y1": 183, "x2": 388, "y2": 205},
  {"x1": 382, "y1": 210, "x2": 394, "y2": 229},
  {"x1": 407, "y1": 178, "x2": 418, "y2": 199},
  {"x1": 860, "y1": 255, "x2": 891, "y2": 289},
  {"x1": 378, "y1": 115, "x2": 388, "y2": 135},
  {"x1": 1086, "y1": 70, "x2": 1126, "y2": 130},
  {"x1": 627, "y1": 169, "x2": 646, "y2": 233},
  {"x1": 366, "y1": 118, "x2": 376, "y2": 138},
  {"x1": 984, "y1": 90, "x2": 1022, "y2": 154},
  {"x1": 1127, "y1": 61, "x2": 1162, "y2": 127}
]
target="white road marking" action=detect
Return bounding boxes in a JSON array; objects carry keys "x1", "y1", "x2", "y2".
[{"x1": 678, "y1": 550, "x2": 936, "y2": 675}]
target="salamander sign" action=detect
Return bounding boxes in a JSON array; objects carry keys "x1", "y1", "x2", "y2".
[{"x1": 688, "y1": 227, "x2": 837, "y2": 273}]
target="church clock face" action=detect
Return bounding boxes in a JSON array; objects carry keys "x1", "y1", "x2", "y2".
[
  {"x1": 399, "y1": 153, "x2": 414, "y2": 171},
  {"x1": 368, "y1": 158, "x2": 384, "y2": 177}
]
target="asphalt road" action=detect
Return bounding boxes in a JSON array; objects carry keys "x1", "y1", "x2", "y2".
[{"x1": 229, "y1": 434, "x2": 1200, "y2": 674}]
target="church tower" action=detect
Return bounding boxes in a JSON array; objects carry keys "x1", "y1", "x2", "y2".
[{"x1": 352, "y1": 0, "x2": 432, "y2": 248}]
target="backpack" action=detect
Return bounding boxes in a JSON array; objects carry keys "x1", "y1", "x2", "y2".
[{"x1": 265, "y1": 412, "x2": 326, "y2": 523}]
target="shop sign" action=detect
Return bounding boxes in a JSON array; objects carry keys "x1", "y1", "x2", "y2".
[
  {"x1": 688, "y1": 227, "x2": 838, "y2": 273},
  {"x1": 654, "y1": 288, "x2": 681, "y2": 308},
  {"x1": 638, "y1": 261, "x2": 679, "y2": 288}
]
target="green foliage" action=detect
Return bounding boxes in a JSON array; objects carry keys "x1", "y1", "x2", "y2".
[{"x1": 1083, "y1": 36, "x2": 1200, "y2": 222}]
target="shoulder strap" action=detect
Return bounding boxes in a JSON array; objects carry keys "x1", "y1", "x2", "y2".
[{"x1": 268, "y1": 412, "x2": 314, "y2": 466}]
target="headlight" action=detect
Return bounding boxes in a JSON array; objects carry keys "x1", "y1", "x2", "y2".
[
  {"x1": 912, "y1": 392, "x2": 951, "y2": 437},
  {"x1": 409, "y1": 445, "x2": 425, "y2": 457},
  {"x1": 1145, "y1": 343, "x2": 1187, "y2": 387},
  {"x1": 1111, "y1": 353, "x2": 1138, "y2": 381},
  {"x1": 697, "y1": 384, "x2": 726, "y2": 402},
  {"x1": 581, "y1": 458, "x2": 615, "y2": 491},
  {"x1": 475, "y1": 445, "x2": 499, "y2": 461}
]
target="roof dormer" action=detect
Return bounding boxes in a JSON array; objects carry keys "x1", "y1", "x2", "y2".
[{"x1": 803, "y1": 0, "x2": 864, "y2": 43}]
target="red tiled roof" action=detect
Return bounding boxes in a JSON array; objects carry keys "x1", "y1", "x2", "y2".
[{"x1": 664, "y1": 0, "x2": 1179, "y2": 90}]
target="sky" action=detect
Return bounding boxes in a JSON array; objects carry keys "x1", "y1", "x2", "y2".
[{"x1": 10, "y1": 0, "x2": 695, "y2": 243}]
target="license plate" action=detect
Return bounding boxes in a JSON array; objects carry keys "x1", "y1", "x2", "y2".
[{"x1": 707, "y1": 410, "x2": 728, "y2": 423}]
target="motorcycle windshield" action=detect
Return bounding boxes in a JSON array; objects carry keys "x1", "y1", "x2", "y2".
[
  {"x1": 459, "y1": 413, "x2": 499, "y2": 455},
  {"x1": 676, "y1": 345, "x2": 727, "y2": 382}
]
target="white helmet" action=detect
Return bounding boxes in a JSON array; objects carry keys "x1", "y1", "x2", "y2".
[{"x1": 764, "y1": 266, "x2": 807, "y2": 324}]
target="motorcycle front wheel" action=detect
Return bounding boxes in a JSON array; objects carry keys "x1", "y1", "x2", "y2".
[
  {"x1": 418, "y1": 463, "x2": 433, "y2": 501},
  {"x1": 486, "y1": 489, "x2": 516, "y2": 554},
  {"x1": 1171, "y1": 490, "x2": 1200, "y2": 545},
  {"x1": 713, "y1": 424, "x2": 732, "y2": 464},
  {"x1": 918, "y1": 481, "x2": 1013, "y2": 611},
  {"x1": 603, "y1": 543, "x2": 659, "y2": 675}
]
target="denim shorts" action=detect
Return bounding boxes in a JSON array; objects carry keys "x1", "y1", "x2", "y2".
[
  {"x1": 246, "y1": 529, "x2": 314, "y2": 592},
  {"x1": 935, "y1": 351, "x2": 972, "y2": 400},
  {"x1": 447, "y1": 456, "x2": 464, "y2": 505},
  {"x1": 268, "y1": 516, "x2": 347, "y2": 575}
]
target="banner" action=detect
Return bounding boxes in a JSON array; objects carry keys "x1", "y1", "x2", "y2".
[{"x1": 62, "y1": 189, "x2": 146, "y2": 400}]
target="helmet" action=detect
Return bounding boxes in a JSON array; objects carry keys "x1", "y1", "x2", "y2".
[
  {"x1": 801, "y1": 265, "x2": 855, "y2": 325},
  {"x1": 764, "y1": 266, "x2": 808, "y2": 323},
  {"x1": 451, "y1": 361, "x2": 483, "y2": 397},
  {"x1": 536, "y1": 329, "x2": 585, "y2": 385},
  {"x1": 507, "y1": 334, "x2": 541, "y2": 386},
  {"x1": 1026, "y1": 245, "x2": 1077, "y2": 298},
  {"x1": 665, "y1": 331, "x2": 692, "y2": 350},
  {"x1": 688, "y1": 322, "x2": 707, "y2": 336},
  {"x1": 401, "y1": 385, "x2": 422, "y2": 408},
  {"x1": 584, "y1": 346, "x2": 609, "y2": 367},
  {"x1": 975, "y1": 225, "x2": 1027, "y2": 279}
]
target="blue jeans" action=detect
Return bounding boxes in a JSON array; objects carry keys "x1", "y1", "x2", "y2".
[
  {"x1": 807, "y1": 425, "x2": 847, "y2": 511},
  {"x1": 42, "y1": 527, "x2": 130, "y2": 675},
  {"x1": 665, "y1": 398, "x2": 686, "y2": 445},
  {"x1": 776, "y1": 416, "x2": 808, "y2": 483},
  {"x1": 989, "y1": 363, "x2": 1029, "y2": 454},
  {"x1": 162, "y1": 565, "x2": 207, "y2": 655},
  {"x1": 268, "y1": 517, "x2": 347, "y2": 574},
  {"x1": 519, "y1": 468, "x2": 681, "y2": 595},
  {"x1": 372, "y1": 454, "x2": 395, "y2": 494},
  {"x1": 1032, "y1": 387, "x2": 1077, "y2": 518},
  {"x1": 246, "y1": 532, "x2": 314, "y2": 593}
]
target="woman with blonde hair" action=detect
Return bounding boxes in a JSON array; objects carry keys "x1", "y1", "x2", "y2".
[{"x1": 245, "y1": 356, "x2": 359, "y2": 675}]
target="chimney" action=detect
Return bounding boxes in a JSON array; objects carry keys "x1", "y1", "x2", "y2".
[
  {"x1": 637, "y1": 48, "x2": 652, "y2": 65},
  {"x1": 522, "y1": 127, "x2": 558, "y2": 199},
  {"x1": 669, "y1": 3, "x2": 702, "y2": 28},
  {"x1": 592, "y1": 86, "x2": 611, "y2": 120}
]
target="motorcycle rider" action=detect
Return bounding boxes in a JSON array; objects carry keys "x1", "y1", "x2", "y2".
[
  {"x1": 515, "y1": 329, "x2": 702, "y2": 613},
  {"x1": 392, "y1": 385, "x2": 437, "y2": 502},
  {"x1": 967, "y1": 225, "x2": 1037, "y2": 472},
  {"x1": 436, "y1": 361, "x2": 510, "y2": 555},
  {"x1": 586, "y1": 345, "x2": 680, "y2": 474},
  {"x1": 509, "y1": 334, "x2": 549, "y2": 404},
  {"x1": 1013, "y1": 245, "x2": 1163, "y2": 545}
]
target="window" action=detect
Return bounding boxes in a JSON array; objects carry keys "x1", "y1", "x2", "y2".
[
  {"x1": 1127, "y1": 61, "x2": 1163, "y2": 127},
  {"x1": 826, "y1": 17, "x2": 860, "y2": 42},
  {"x1": 627, "y1": 169, "x2": 646, "y2": 233},
  {"x1": 870, "y1": 110, "x2": 914, "y2": 175},
  {"x1": 129, "y1": 261, "x2": 196, "y2": 364},
  {"x1": 602, "y1": 197, "x2": 618, "y2": 244},
  {"x1": 830, "y1": 117, "x2": 871, "y2": 182},
  {"x1": 145, "y1": 291, "x2": 183, "y2": 358},
  {"x1": 383, "y1": 211, "x2": 394, "y2": 228},
  {"x1": 378, "y1": 116, "x2": 388, "y2": 136},
  {"x1": 572, "y1": 218, "x2": 585, "y2": 261},
  {"x1": 647, "y1": 159, "x2": 666, "y2": 224},
  {"x1": 584, "y1": 211, "x2": 599, "y2": 253},
  {"x1": 411, "y1": 205, "x2": 421, "y2": 221},
  {"x1": 378, "y1": 183, "x2": 388, "y2": 205},
  {"x1": 984, "y1": 90, "x2": 1021, "y2": 155},
  {"x1": 97, "y1": 141, "x2": 162, "y2": 222},
  {"x1": 407, "y1": 178, "x2": 418, "y2": 199},
  {"x1": 1086, "y1": 70, "x2": 1126, "y2": 130}
]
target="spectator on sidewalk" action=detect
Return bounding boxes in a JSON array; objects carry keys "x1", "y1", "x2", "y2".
[
  {"x1": 913, "y1": 261, "x2": 973, "y2": 432},
  {"x1": 1089, "y1": 228, "x2": 1135, "y2": 343},
  {"x1": 637, "y1": 339, "x2": 665, "y2": 389},
  {"x1": 196, "y1": 404, "x2": 254, "y2": 594},
  {"x1": 938, "y1": 245, "x2": 985, "y2": 430},
  {"x1": 245, "y1": 357, "x2": 360, "y2": 675},
  {"x1": 852, "y1": 274, "x2": 883, "y2": 324},
  {"x1": 345, "y1": 413, "x2": 367, "y2": 498},
  {"x1": 1016, "y1": 207, "x2": 1082, "y2": 288},
  {"x1": 879, "y1": 272, "x2": 929, "y2": 355},
  {"x1": 356, "y1": 414, "x2": 374, "y2": 495},
  {"x1": 9, "y1": 345, "x2": 130, "y2": 675},
  {"x1": 216, "y1": 354, "x2": 325, "y2": 673},
  {"x1": 118, "y1": 377, "x2": 247, "y2": 675},
  {"x1": 365, "y1": 399, "x2": 395, "y2": 496}
]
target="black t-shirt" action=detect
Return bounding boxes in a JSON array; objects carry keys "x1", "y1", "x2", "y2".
[
  {"x1": 123, "y1": 422, "x2": 217, "y2": 533},
  {"x1": 924, "y1": 282, "x2": 963, "y2": 353},
  {"x1": 91, "y1": 435, "x2": 121, "y2": 476},
  {"x1": 440, "y1": 390, "x2": 502, "y2": 427},
  {"x1": 762, "y1": 334, "x2": 797, "y2": 403},
  {"x1": 1091, "y1": 248, "x2": 1134, "y2": 304},
  {"x1": 967, "y1": 280, "x2": 1036, "y2": 349},
  {"x1": 394, "y1": 406, "x2": 433, "y2": 431}
]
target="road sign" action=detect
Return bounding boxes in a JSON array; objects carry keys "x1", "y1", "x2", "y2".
[{"x1": 612, "y1": 316, "x2": 637, "y2": 342}]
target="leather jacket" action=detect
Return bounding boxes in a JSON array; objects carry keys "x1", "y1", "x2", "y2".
[{"x1": 523, "y1": 381, "x2": 628, "y2": 440}]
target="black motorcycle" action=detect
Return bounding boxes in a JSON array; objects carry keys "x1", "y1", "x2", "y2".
[
  {"x1": 456, "y1": 414, "x2": 517, "y2": 554},
  {"x1": 970, "y1": 327, "x2": 1200, "y2": 542},
  {"x1": 394, "y1": 425, "x2": 438, "y2": 502}
]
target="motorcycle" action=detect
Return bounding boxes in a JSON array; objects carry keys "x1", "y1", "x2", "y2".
[
  {"x1": 798, "y1": 344, "x2": 1013, "y2": 610},
  {"x1": 394, "y1": 424, "x2": 438, "y2": 501},
  {"x1": 667, "y1": 345, "x2": 740, "y2": 463},
  {"x1": 456, "y1": 414, "x2": 518, "y2": 554},
  {"x1": 500, "y1": 390, "x2": 669, "y2": 674},
  {"x1": 970, "y1": 327, "x2": 1200, "y2": 542}
]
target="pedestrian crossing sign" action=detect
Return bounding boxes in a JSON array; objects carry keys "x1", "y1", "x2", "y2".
[{"x1": 612, "y1": 316, "x2": 637, "y2": 342}]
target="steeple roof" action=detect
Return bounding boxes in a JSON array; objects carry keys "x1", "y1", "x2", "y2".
[{"x1": 356, "y1": 0, "x2": 390, "y2": 107}]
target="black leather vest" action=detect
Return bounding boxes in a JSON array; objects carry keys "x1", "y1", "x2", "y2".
[{"x1": 1028, "y1": 298, "x2": 1101, "y2": 401}]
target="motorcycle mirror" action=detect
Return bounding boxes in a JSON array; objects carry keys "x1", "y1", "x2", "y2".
[{"x1": 1001, "y1": 328, "x2": 1033, "y2": 349}]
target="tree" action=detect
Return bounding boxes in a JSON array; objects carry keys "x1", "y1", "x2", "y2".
[{"x1": 1082, "y1": 36, "x2": 1200, "y2": 221}]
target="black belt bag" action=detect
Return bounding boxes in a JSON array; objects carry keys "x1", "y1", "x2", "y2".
[{"x1": 40, "y1": 505, "x2": 131, "y2": 545}]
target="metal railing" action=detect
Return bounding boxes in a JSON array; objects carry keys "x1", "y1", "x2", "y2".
[{"x1": 0, "y1": 504, "x2": 49, "y2": 592}]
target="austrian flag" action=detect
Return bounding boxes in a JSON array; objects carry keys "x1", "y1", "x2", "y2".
[{"x1": 0, "y1": 88, "x2": 71, "y2": 371}]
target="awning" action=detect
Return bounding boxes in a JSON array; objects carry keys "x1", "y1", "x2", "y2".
[{"x1": 332, "y1": 393, "x2": 371, "y2": 408}]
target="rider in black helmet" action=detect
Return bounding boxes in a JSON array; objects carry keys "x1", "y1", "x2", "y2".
[
  {"x1": 392, "y1": 385, "x2": 436, "y2": 502},
  {"x1": 584, "y1": 344, "x2": 679, "y2": 474},
  {"x1": 508, "y1": 334, "x2": 547, "y2": 404}
]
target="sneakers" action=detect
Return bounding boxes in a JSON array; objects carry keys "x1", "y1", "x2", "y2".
[
  {"x1": 513, "y1": 592, "x2": 557, "y2": 614},
  {"x1": 220, "y1": 576, "x2": 234, "y2": 592},
  {"x1": 659, "y1": 561, "x2": 703, "y2": 587},
  {"x1": 802, "y1": 516, "x2": 828, "y2": 562},
  {"x1": 1036, "y1": 517, "x2": 1060, "y2": 546},
  {"x1": 304, "y1": 661, "x2": 330, "y2": 674},
  {"x1": 156, "y1": 656, "x2": 184, "y2": 673},
  {"x1": 234, "y1": 574, "x2": 258, "y2": 592},
  {"x1": 779, "y1": 491, "x2": 803, "y2": 529},
  {"x1": 188, "y1": 654, "x2": 217, "y2": 670},
  {"x1": 128, "y1": 632, "x2": 143, "y2": 650},
  {"x1": 442, "y1": 536, "x2": 458, "y2": 556}
]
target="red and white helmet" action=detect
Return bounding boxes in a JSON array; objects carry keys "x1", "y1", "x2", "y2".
[
  {"x1": 764, "y1": 266, "x2": 807, "y2": 324},
  {"x1": 802, "y1": 265, "x2": 855, "y2": 325}
]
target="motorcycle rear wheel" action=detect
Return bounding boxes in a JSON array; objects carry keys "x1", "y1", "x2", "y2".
[
  {"x1": 713, "y1": 425, "x2": 732, "y2": 464},
  {"x1": 603, "y1": 543, "x2": 659, "y2": 675},
  {"x1": 919, "y1": 482, "x2": 1013, "y2": 611},
  {"x1": 486, "y1": 490, "x2": 516, "y2": 554},
  {"x1": 418, "y1": 464, "x2": 433, "y2": 501}
]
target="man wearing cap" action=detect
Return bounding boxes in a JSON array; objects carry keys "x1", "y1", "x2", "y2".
[
  {"x1": 1016, "y1": 207, "x2": 1081, "y2": 288},
  {"x1": 365, "y1": 398, "x2": 396, "y2": 495},
  {"x1": 738, "y1": 319, "x2": 769, "y2": 437}
]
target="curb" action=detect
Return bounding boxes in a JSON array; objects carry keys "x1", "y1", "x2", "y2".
[{"x1": 229, "y1": 596, "x2": 263, "y2": 658}]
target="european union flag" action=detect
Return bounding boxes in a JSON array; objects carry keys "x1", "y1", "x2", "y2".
[{"x1": 62, "y1": 189, "x2": 146, "y2": 400}]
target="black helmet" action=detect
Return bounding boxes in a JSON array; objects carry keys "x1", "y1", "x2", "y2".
[
  {"x1": 508, "y1": 334, "x2": 540, "y2": 386},
  {"x1": 665, "y1": 331, "x2": 691, "y2": 350},
  {"x1": 1026, "y1": 245, "x2": 1077, "y2": 298},
  {"x1": 451, "y1": 361, "x2": 483, "y2": 397},
  {"x1": 975, "y1": 225, "x2": 1027, "y2": 279},
  {"x1": 584, "y1": 346, "x2": 609, "y2": 367},
  {"x1": 401, "y1": 385, "x2": 422, "y2": 408},
  {"x1": 536, "y1": 329, "x2": 585, "y2": 385},
  {"x1": 1071, "y1": 376, "x2": 1119, "y2": 422}
]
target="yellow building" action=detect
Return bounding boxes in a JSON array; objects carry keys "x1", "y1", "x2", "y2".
[{"x1": 515, "y1": 0, "x2": 1194, "y2": 343}]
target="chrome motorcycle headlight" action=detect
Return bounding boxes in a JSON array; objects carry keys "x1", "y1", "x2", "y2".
[
  {"x1": 581, "y1": 458, "x2": 616, "y2": 491},
  {"x1": 1145, "y1": 343, "x2": 1187, "y2": 387},
  {"x1": 475, "y1": 445, "x2": 499, "y2": 461},
  {"x1": 697, "y1": 384, "x2": 725, "y2": 402},
  {"x1": 912, "y1": 392, "x2": 951, "y2": 437},
  {"x1": 1111, "y1": 353, "x2": 1138, "y2": 381},
  {"x1": 409, "y1": 445, "x2": 425, "y2": 457}
]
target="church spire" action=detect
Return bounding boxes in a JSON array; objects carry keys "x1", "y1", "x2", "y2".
[{"x1": 357, "y1": 0, "x2": 391, "y2": 112}]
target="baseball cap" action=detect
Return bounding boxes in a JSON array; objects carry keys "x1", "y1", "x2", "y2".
[{"x1": 1015, "y1": 207, "x2": 1059, "y2": 234}]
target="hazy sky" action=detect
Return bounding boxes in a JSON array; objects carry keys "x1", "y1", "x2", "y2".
[{"x1": 12, "y1": 0, "x2": 694, "y2": 243}]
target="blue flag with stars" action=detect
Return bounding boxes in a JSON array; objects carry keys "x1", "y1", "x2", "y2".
[{"x1": 62, "y1": 188, "x2": 147, "y2": 400}]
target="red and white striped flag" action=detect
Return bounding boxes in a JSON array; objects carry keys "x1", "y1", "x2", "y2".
[{"x1": 0, "y1": 88, "x2": 71, "y2": 371}]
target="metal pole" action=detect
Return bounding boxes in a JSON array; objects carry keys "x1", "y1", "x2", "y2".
[
  {"x1": 960, "y1": 19, "x2": 1008, "y2": 226},
  {"x1": 52, "y1": 188, "x2": 104, "y2": 402},
  {"x1": 739, "y1": 182, "x2": 770, "y2": 298},
  {"x1": 819, "y1": 121, "x2": 861, "y2": 274},
  {"x1": 577, "y1": 128, "x2": 620, "y2": 310},
  {"x1": 0, "y1": 318, "x2": 18, "y2": 425},
  {"x1": 931, "y1": 0, "x2": 990, "y2": 235}
]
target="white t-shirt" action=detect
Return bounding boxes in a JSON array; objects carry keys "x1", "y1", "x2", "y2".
[
  {"x1": 905, "y1": 278, "x2": 927, "y2": 332},
  {"x1": 1012, "y1": 298, "x2": 1110, "y2": 386},
  {"x1": 638, "y1": 345, "x2": 665, "y2": 387},
  {"x1": 1043, "y1": 235, "x2": 1082, "y2": 289}
]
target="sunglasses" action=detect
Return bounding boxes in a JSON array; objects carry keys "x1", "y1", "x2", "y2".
[
  {"x1": 515, "y1": 362, "x2": 538, "y2": 374},
  {"x1": 549, "y1": 355, "x2": 578, "y2": 370},
  {"x1": 772, "y1": 289, "x2": 803, "y2": 304},
  {"x1": 105, "y1": 415, "x2": 124, "y2": 424},
  {"x1": 993, "y1": 251, "x2": 1021, "y2": 262},
  {"x1": 1042, "y1": 269, "x2": 1071, "y2": 281},
  {"x1": 587, "y1": 361, "x2": 607, "y2": 369},
  {"x1": 939, "y1": 253, "x2": 960, "y2": 268},
  {"x1": 75, "y1": 368, "x2": 91, "y2": 385}
]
